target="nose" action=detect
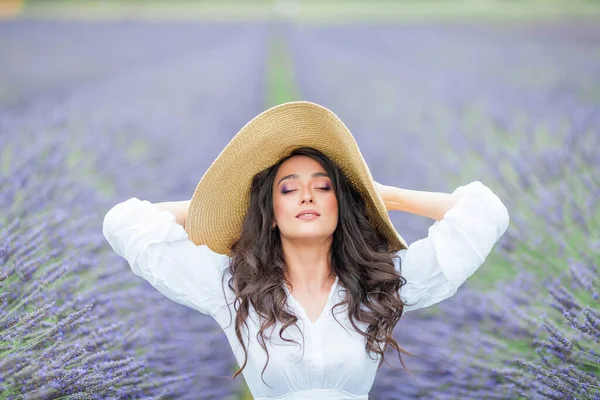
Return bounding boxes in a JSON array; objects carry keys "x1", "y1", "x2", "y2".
[{"x1": 301, "y1": 189, "x2": 314, "y2": 204}]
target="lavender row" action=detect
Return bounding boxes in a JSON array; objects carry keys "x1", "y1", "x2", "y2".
[
  {"x1": 284, "y1": 22, "x2": 600, "y2": 399},
  {"x1": 0, "y1": 20, "x2": 269, "y2": 399}
]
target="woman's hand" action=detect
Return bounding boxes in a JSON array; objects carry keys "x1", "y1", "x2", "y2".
[{"x1": 373, "y1": 180, "x2": 389, "y2": 206}]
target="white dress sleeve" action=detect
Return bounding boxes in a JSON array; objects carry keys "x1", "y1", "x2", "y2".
[
  {"x1": 102, "y1": 197, "x2": 232, "y2": 317},
  {"x1": 395, "y1": 181, "x2": 510, "y2": 312}
]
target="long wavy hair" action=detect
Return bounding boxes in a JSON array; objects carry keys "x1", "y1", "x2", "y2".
[{"x1": 220, "y1": 146, "x2": 415, "y2": 386}]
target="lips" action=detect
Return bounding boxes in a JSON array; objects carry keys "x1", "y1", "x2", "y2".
[{"x1": 296, "y1": 210, "x2": 321, "y2": 217}]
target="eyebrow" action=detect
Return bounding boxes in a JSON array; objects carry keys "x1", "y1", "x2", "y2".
[{"x1": 277, "y1": 172, "x2": 329, "y2": 186}]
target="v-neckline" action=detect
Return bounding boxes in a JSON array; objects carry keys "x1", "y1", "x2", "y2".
[{"x1": 282, "y1": 275, "x2": 339, "y2": 325}]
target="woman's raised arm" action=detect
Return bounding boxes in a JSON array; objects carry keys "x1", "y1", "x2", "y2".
[
  {"x1": 391, "y1": 181, "x2": 510, "y2": 312},
  {"x1": 102, "y1": 197, "x2": 234, "y2": 318}
]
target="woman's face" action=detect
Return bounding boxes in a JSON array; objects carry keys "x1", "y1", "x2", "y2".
[{"x1": 272, "y1": 155, "x2": 339, "y2": 243}]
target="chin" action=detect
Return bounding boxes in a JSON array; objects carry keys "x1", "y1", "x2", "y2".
[{"x1": 290, "y1": 230, "x2": 335, "y2": 239}]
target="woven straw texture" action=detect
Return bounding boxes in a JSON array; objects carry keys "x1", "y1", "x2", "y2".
[{"x1": 184, "y1": 101, "x2": 408, "y2": 256}]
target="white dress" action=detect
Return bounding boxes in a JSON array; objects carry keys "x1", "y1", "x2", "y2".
[{"x1": 102, "y1": 180, "x2": 509, "y2": 400}]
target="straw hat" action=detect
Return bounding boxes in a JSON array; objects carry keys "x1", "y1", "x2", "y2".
[{"x1": 184, "y1": 101, "x2": 408, "y2": 256}]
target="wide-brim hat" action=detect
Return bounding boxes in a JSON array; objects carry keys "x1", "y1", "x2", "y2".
[{"x1": 184, "y1": 101, "x2": 408, "y2": 256}]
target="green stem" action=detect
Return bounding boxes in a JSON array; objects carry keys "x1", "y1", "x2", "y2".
[{"x1": 0, "y1": 287, "x2": 42, "y2": 324}]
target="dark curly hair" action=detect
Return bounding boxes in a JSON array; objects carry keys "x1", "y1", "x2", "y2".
[{"x1": 220, "y1": 146, "x2": 415, "y2": 386}]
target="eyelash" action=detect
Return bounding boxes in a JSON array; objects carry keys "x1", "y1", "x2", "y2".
[{"x1": 281, "y1": 187, "x2": 331, "y2": 194}]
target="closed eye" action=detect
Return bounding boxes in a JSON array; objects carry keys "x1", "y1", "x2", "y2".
[{"x1": 282, "y1": 187, "x2": 331, "y2": 194}]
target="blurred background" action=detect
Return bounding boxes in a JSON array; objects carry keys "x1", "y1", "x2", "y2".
[{"x1": 1, "y1": 0, "x2": 599, "y2": 399}]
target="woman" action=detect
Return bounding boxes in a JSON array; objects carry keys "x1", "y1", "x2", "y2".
[{"x1": 103, "y1": 101, "x2": 510, "y2": 400}]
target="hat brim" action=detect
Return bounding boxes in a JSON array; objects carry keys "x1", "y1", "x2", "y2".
[{"x1": 185, "y1": 101, "x2": 408, "y2": 256}]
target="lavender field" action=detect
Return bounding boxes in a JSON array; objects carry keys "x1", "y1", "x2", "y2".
[
  {"x1": 283, "y1": 21, "x2": 600, "y2": 399},
  {"x1": 0, "y1": 19, "x2": 268, "y2": 399},
  {"x1": 1, "y1": 16, "x2": 599, "y2": 400}
]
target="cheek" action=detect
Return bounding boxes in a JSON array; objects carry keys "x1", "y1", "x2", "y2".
[
  {"x1": 272, "y1": 195, "x2": 282, "y2": 217},
  {"x1": 325, "y1": 195, "x2": 339, "y2": 215},
  {"x1": 272, "y1": 195, "x2": 292, "y2": 218}
]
